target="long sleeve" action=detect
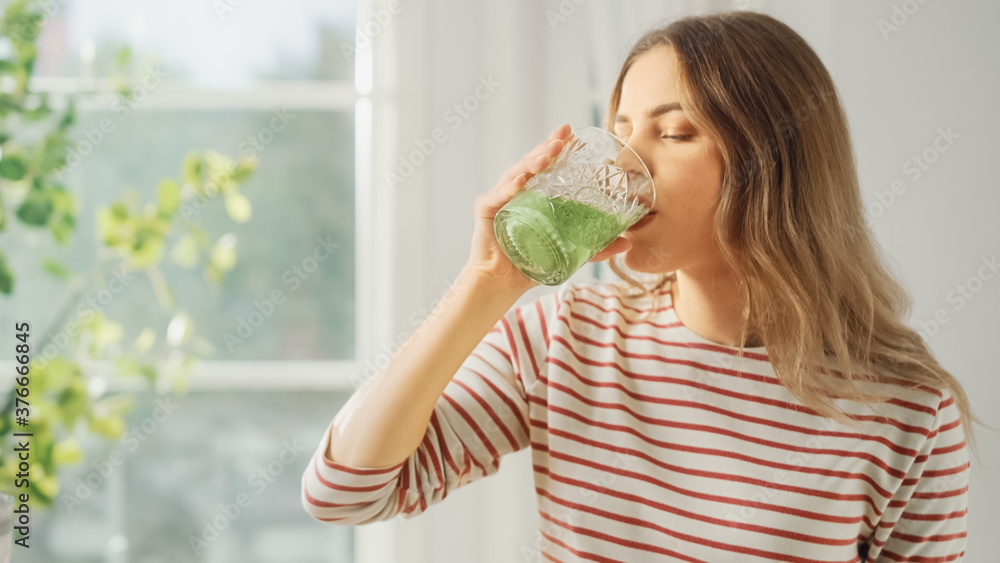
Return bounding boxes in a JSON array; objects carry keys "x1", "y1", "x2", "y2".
[
  {"x1": 870, "y1": 389, "x2": 970, "y2": 562},
  {"x1": 301, "y1": 287, "x2": 558, "y2": 525}
]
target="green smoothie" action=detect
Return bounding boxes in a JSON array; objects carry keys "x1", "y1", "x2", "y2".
[{"x1": 493, "y1": 188, "x2": 643, "y2": 286}]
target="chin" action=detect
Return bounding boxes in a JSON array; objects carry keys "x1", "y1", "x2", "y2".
[{"x1": 622, "y1": 245, "x2": 672, "y2": 274}]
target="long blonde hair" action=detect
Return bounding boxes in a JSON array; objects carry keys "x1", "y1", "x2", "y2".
[{"x1": 605, "y1": 12, "x2": 985, "y2": 457}]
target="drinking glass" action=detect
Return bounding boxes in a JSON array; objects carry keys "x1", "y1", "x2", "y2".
[{"x1": 493, "y1": 126, "x2": 655, "y2": 286}]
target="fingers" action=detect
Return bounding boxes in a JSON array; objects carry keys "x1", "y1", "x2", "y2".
[
  {"x1": 589, "y1": 237, "x2": 633, "y2": 262},
  {"x1": 494, "y1": 124, "x2": 572, "y2": 189}
]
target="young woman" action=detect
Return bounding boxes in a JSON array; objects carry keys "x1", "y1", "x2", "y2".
[{"x1": 302, "y1": 12, "x2": 978, "y2": 562}]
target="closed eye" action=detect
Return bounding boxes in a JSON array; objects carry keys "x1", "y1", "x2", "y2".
[{"x1": 662, "y1": 134, "x2": 693, "y2": 141}]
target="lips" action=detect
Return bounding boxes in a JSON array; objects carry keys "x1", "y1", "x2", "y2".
[{"x1": 627, "y1": 211, "x2": 657, "y2": 231}]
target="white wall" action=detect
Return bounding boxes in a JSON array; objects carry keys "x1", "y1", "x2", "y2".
[{"x1": 369, "y1": 0, "x2": 1000, "y2": 561}]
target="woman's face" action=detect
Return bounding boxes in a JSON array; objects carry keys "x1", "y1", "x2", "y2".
[{"x1": 614, "y1": 44, "x2": 726, "y2": 274}]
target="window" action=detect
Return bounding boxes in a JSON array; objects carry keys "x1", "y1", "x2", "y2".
[{"x1": 3, "y1": 1, "x2": 371, "y2": 561}]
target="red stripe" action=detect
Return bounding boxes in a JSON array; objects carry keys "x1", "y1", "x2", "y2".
[
  {"x1": 312, "y1": 456, "x2": 398, "y2": 493},
  {"x1": 549, "y1": 331, "x2": 931, "y2": 437},
  {"x1": 537, "y1": 510, "x2": 708, "y2": 563},
  {"x1": 537, "y1": 299, "x2": 550, "y2": 347},
  {"x1": 534, "y1": 452, "x2": 874, "y2": 526},
  {"x1": 418, "y1": 432, "x2": 447, "y2": 492},
  {"x1": 574, "y1": 285, "x2": 676, "y2": 314},
  {"x1": 500, "y1": 316, "x2": 523, "y2": 387},
  {"x1": 568, "y1": 309, "x2": 772, "y2": 361},
  {"x1": 440, "y1": 393, "x2": 496, "y2": 474},
  {"x1": 878, "y1": 549, "x2": 964, "y2": 562},
  {"x1": 534, "y1": 406, "x2": 896, "y2": 500},
  {"x1": 544, "y1": 349, "x2": 919, "y2": 456},
  {"x1": 571, "y1": 304, "x2": 685, "y2": 331},
  {"x1": 302, "y1": 487, "x2": 372, "y2": 508},
  {"x1": 537, "y1": 489, "x2": 860, "y2": 563},
  {"x1": 450, "y1": 375, "x2": 521, "y2": 451},
  {"x1": 537, "y1": 467, "x2": 859, "y2": 546},
  {"x1": 479, "y1": 339, "x2": 511, "y2": 364},
  {"x1": 922, "y1": 462, "x2": 969, "y2": 478},
  {"x1": 889, "y1": 529, "x2": 967, "y2": 544},
  {"x1": 428, "y1": 409, "x2": 466, "y2": 482},
  {"x1": 516, "y1": 306, "x2": 542, "y2": 383},
  {"x1": 318, "y1": 449, "x2": 406, "y2": 474},
  {"x1": 911, "y1": 486, "x2": 968, "y2": 500},
  {"x1": 468, "y1": 366, "x2": 530, "y2": 439},
  {"x1": 540, "y1": 362, "x2": 909, "y2": 479},
  {"x1": 899, "y1": 509, "x2": 967, "y2": 522},
  {"x1": 529, "y1": 434, "x2": 884, "y2": 515},
  {"x1": 578, "y1": 283, "x2": 945, "y2": 402}
]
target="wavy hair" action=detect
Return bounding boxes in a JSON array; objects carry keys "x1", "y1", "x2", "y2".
[{"x1": 605, "y1": 11, "x2": 984, "y2": 457}]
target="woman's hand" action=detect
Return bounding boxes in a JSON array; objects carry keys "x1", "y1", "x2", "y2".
[
  {"x1": 465, "y1": 124, "x2": 571, "y2": 293},
  {"x1": 464, "y1": 123, "x2": 634, "y2": 293}
]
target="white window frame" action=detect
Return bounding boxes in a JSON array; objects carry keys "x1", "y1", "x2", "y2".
[{"x1": 2, "y1": 0, "x2": 400, "y2": 560}]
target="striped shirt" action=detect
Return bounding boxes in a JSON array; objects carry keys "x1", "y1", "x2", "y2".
[{"x1": 301, "y1": 281, "x2": 970, "y2": 562}]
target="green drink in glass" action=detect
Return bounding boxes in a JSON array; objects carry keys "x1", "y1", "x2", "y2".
[{"x1": 494, "y1": 127, "x2": 655, "y2": 286}]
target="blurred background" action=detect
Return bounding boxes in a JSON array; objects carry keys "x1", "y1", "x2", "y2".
[{"x1": 0, "y1": 0, "x2": 997, "y2": 561}]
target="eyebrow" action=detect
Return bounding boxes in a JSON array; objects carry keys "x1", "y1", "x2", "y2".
[{"x1": 614, "y1": 102, "x2": 683, "y2": 123}]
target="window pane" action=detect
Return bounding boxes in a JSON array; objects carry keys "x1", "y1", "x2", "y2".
[
  {"x1": 0, "y1": 109, "x2": 356, "y2": 361},
  {"x1": 32, "y1": 0, "x2": 357, "y2": 86},
  {"x1": 18, "y1": 389, "x2": 354, "y2": 562}
]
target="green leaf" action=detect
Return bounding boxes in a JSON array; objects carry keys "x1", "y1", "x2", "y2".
[
  {"x1": 52, "y1": 438, "x2": 83, "y2": 466},
  {"x1": 39, "y1": 133, "x2": 68, "y2": 173},
  {"x1": 129, "y1": 236, "x2": 164, "y2": 268},
  {"x1": 188, "y1": 224, "x2": 210, "y2": 247},
  {"x1": 88, "y1": 414, "x2": 125, "y2": 439},
  {"x1": 170, "y1": 234, "x2": 200, "y2": 269},
  {"x1": 94, "y1": 319, "x2": 124, "y2": 351},
  {"x1": 0, "y1": 252, "x2": 13, "y2": 294},
  {"x1": 16, "y1": 186, "x2": 53, "y2": 225},
  {"x1": 33, "y1": 357, "x2": 78, "y2": 393},
  {"x1": 204, "y1": 262, "x2": 223, "y2": 285},
  {"x1": 229, "y1": 158, "x2": 257, "y2": 183},
  {"x1": 0, "y1": 152, "x2": 28, "y2": 180},
  {"x1": 114, "y1": 356, "x2": 141, "y2": 376},
  {"x1": 182, "y1": 153, "x2": 205, "y2": 187},
  {"x1": 132, "y1": 328, "x2": 156, "y2": 354},
  {"x1": 58, "y1": 99, "x2": 76, "y2": 131},
  {"x1": 210, "y1": 233, "x2": 238, "y2": 272},
  {"x1": 51, "y1": 215, "x2": 75, "y2": 244},
  {"x1": 139, "y1": 365, "x2": 157, "y2": 382},
  {"x1": 55, "y1": 379, "x2": 90, "y2": 428},
  {"x1": 42, "y1": 258, "x2": 71, "y2": 280},
  {"x1": 158, "y1": 179, "x2": 181, "y2": 215},
  {"x1": 110, "y1": 201, "x2": 130, "y2": 220},
  {"x1": 116, "y1": 46, "x2": 133, "y2": 67},
  {"x1": 224, "y1": 191, "x2": 252, "y2": 222}
]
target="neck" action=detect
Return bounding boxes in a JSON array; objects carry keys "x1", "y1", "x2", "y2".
[{"x1": 671, "y1": 264, "x2": 760, "y2": 348}]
